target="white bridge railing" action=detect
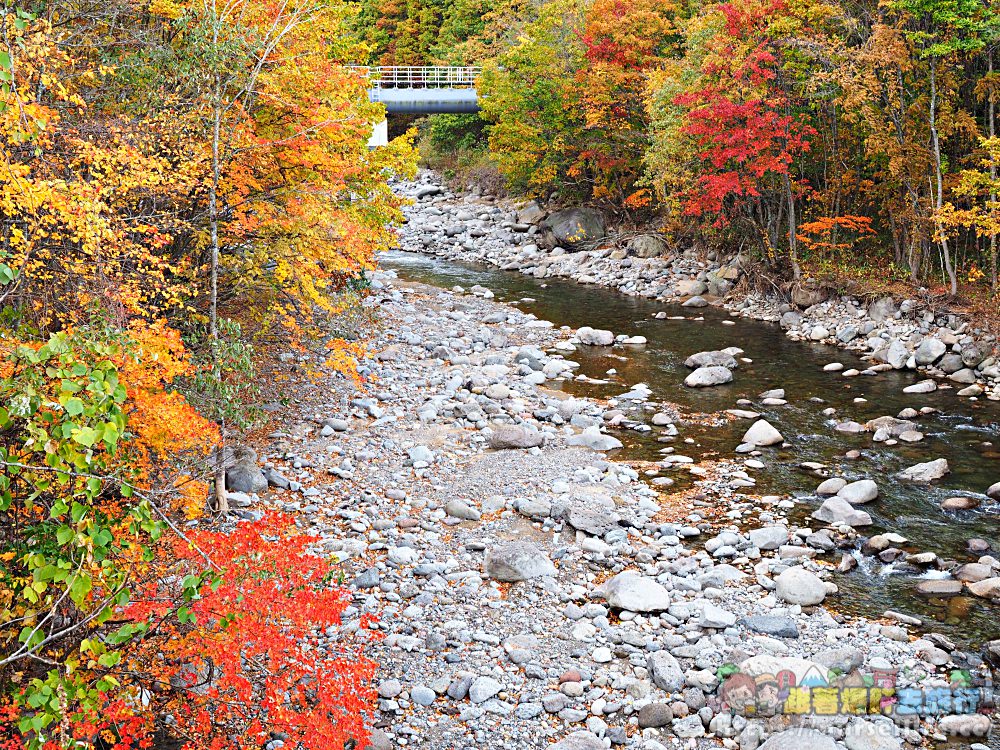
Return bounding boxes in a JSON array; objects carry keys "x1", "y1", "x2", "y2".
[{"x1": 352, "y1": 66, "x2": 481, "y2": 90}]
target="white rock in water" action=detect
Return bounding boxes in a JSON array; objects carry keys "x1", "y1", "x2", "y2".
[
  {"x1": 684, "y1": 365, "x2": 734, "y2": 387},
  {"x1": 774, "y1": 566, "x2": 827, "y2": 605},
  {"x1": 816, "y1": 477, "x2": 847, "y2": 495},
  {"x1": 903, "y1": 379, "x2": 937, "y2": 394},
  {"x1": 622, "y1": 335, "x2": 647, "y2": 345},
  {"x1": 812, "y1": 497, "x2": 872, "y2": 527},
  {"x1": 837, "y1": 479, "x2": 879, "y2": 504},
  {"x1": 576, "y1": 326, "x2": 614, "y2": 346},
  {"x1": 597, "y1": 571, "x2": 671, "y2": 612},
  {"x1": 742, "y1": 419, "x2": 784, "y2": 446},
  {"x1": 897, "y1": 458, "x2": 950, "y2": 482}
]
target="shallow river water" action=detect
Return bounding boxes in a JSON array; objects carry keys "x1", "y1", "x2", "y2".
[{"x1": 383, "y1": 249, "x2": 1000, "y2": 647}]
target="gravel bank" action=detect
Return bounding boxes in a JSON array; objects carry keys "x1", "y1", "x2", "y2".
[{"x1": 241, "y1": 270, "x2": 996, "y2": 750}]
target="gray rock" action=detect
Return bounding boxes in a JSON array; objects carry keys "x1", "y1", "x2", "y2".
[
  {"x1": 682, "y1": 295, "x2": 709, "y2": 308},
  {"x1": 742, "y1": 419, "x2": 783, "y2": 447},
  {"x1": 903, "y1": 379, "x2": 937, "y2": 394},
  {"x1": 774, "y1": 567, "x2": 827, "y2": 606},
  {"x1": 749, "y1": 526, "x2": 789, "y2": 550},
  {"x1": 814, "y1": 647, "x2": 863, "y2": 674},
  {"x1": 445, "y1": 499, "x2": 481, "y2": 521},
  {"x1": 410, "y1": 685, "x2": 436, "y2": 706},
  {"x1": 915, "y1": 579, "x2": 962, "y2": 597},
  {"x1": 576, "y1": 326, "x2": 615, "y2": 346},
  {"x1": 760, "y1": 728, "x2": 838, "y2": 750},
  {"x1": 868, "y1": 297, "x2": 897, "y2": 323},
  {"x1": 816, "y1": 477, "x2": 847, "y2": 495},
  {"x1": 541, "y1": 207, "x2": 605, "y2": 249},
  {"x1": 567, "y1": 506, "x2": 620, "y2": 536},
  {"x1": 914, "y1": 337, "x2": 947, "y2": 365},
  {"x1": 812, "y1": 497, "x2": 873, "y2": 526},
  {"x1": 987, "y1": 481, "x2": 1000, "y2": 499},
  {"x1": 628, "y1": 234, "x2": 667, "y2": 258},
  {"x1": 637, "y1": 703, "x2": 673, "y2": 728},
  {"x1": 484, "y1": 542, "x2": 556, "y2": 581},
  {"x1": 684, "y1": 365, "x2": 733, "y2": 387},
  {"x1": 468, "y1": 676, "x2": 503, "y2": 703},
  {"x1": 699, "y1": 602, "x2": 737, "y2": 628},
  {"x1": 837, "y1": 479, "x2": 879, "y2": 504},
  {"x1": 897, "y1": 458, "x2": 949, "y2": 482},
  {"x1": 550, "y1": 732, "x2": 605, "y2": 750},
  {"x1": 742, "y1": 615, "x2": 799, "y2": 638},
  {"x1": 949, "y1": 368, "x2": 977, "y2": 384},
  {"x1": 489, "y1": 424, "x2": 545, "y2": 449},
  {"x1": 647, "y1": 650, "x2": 684, "y2": 692},
  {"x1": 685, "y1": 350, "x2": 739, "y2": 370},
  {"x1": 223, "y1": 446, "x2": 268, "y2": 494},
  {"x1": 598, "y1": 571, "x2": 671, "y2": 612},
  {"x1": 567, "y1": 425, "x2": 623, "y2": 451}
]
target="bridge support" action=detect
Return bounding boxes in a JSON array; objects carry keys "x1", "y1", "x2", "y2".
[
  {"x1": 368, "y1": 119, "x2": 388, "y2": 149},
  {"x1": 355, "y1": 66, "x2": 481, "y2": 148}
]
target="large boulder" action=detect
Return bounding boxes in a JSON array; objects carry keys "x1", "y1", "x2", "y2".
[
  {"x1": 597, "y1": 571, "x2": 671, "y2": 612},
  {"x1": 898, "y1": 458, "x2": 950, "y2": 482},
  {"x1": 684, "y1": 365, "x2": 734, "y2": 388},
  {"x1": 627, "y1": 234, "x2": 667, "y2": 258},
  {"x1": 540, "y1": 207, "x2": 605, "y2": 250},
  {"x1": 223, "y1": 446, "x2": 268, "y2": 494},
  {"x1": 791, "y1": 283, "x2": 829, "y2": 308},
  {"x1": 484, "y1": 542, "x2": 556, "y2": 581}
]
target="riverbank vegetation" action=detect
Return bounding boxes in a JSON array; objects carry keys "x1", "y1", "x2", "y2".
[
  {"x1": 357, "y1": 0, "x2": 1000, "y2": 303},
  {"x1": 0, "y1": 1, "x2": 414, "y2": 747}
]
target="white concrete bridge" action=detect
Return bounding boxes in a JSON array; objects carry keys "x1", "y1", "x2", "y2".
[{"x1": 355, "y1": 66, "x2": 481, "y2": 147}]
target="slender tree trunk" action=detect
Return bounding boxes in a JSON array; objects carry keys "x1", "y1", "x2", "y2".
[
  {"x1": 929, "y1": 60, "x2": 958, "y2": 295},
  {"x1": 209, "y1": 75, "x2": 222, "y2": 340},
  {"x1": 989, "y1": 49, "x2": 997, "y2": 294},
  {"x1": 784, "y1": 173, "x2": 801, "y2": 280}
]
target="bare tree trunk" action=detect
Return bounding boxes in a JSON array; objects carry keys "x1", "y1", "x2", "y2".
[{"x1": 929, "y1": 60, "x2": 958, "y2": 295}]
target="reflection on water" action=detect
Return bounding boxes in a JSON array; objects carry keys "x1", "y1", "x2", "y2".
[{"x1": 382, "y1": 249, "x2": 1000, "y2": 646}]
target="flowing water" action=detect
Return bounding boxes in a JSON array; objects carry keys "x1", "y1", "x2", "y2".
[{"x1": 383, "y1": 249, "x2": 1000, "y2": 647}]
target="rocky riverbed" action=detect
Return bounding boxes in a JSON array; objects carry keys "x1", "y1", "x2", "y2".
[
  {"x1": 396, "y1": 171, "x2": 1000, "y2": 402},
  {"x1": 231, "y1": 268, "x2": 997, "y2": 750}
]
